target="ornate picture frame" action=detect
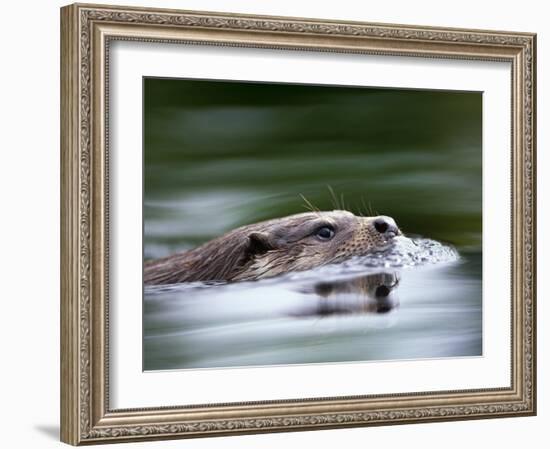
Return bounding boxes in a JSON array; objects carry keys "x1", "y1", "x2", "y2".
[{"x1": 60, "y1": 2, "x2": 536, "y2": 445}]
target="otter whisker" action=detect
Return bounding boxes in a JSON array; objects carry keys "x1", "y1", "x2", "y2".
[
  {"x1": 327, "y1": 185, "x2": 341, "y2": 210},
  {"x1": 299, "y1": 193, "x2": 320, "y2": 213},
  {"x1": 360, "y1": 197, "x2": 372, "y2": 217}
]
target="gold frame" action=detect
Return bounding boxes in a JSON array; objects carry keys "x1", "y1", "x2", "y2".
[{"x1": 60, "y1": 2, "x2": 537, "y2": 445}]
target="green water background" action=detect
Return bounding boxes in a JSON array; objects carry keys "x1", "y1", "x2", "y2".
[{"x1": 144, "y1": 78, "x2": 481, "y2": 256}]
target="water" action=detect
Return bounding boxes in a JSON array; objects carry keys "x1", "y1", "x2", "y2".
[
  {"x1": 143, "y1": 77, "x2": 482, "y2": 371},
  {"x1": 143, "y1": 238, "x2": 481, "y2": 370}
]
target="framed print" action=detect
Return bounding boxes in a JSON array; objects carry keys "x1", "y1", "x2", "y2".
[{"x1": 60, "y1": 2, "x2": 537, "y2": 445}]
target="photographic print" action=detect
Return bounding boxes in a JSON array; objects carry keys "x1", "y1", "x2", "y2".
[
  {"x1": 143, "y1": 78, "x2": 482, "y2": 371},
  {"x1": 61, "y1": 4, "x2": 535, "y2": 444}
]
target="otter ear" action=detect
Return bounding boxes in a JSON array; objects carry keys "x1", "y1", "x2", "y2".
[
  {"x1": 238, "y1": 232, "x2": 277, "y2": 267},
  {"x1": 247, "y1": 232, "x2": 275, "y2": 256}
]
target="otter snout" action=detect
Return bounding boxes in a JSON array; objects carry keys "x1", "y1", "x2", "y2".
[{"x1": 373, "y1": 216, "x2": 400, "y2": 238}]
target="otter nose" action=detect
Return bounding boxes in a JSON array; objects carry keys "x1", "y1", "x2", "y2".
[{"x1": 373, "y1": 216, "x2": 399, "y2": 236}]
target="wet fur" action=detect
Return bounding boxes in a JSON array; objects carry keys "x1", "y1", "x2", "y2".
[{"x1": 144, "y1": 210, "x2": 398, "y2": 285}]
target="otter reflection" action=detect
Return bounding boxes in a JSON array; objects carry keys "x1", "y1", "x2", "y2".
[{"x1": 293, "y1": 272, "x2": 399, "y2": 317}]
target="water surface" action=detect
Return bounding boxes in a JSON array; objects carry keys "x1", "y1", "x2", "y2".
[{"x1": 143, "y1": 238, "x2": 481, "y2": 370}]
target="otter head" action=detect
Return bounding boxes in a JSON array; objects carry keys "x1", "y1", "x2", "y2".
[
  {"x1": 233, "y1": 210, "x2": 401, "y2": 281},
  {"x1": 144, "y1": 210, "x2": 403, "y2": 284}
]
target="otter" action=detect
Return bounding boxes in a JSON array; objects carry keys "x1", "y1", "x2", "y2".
[{"x1": 144, "y1": 210, "x2": 401, "y2": 285}]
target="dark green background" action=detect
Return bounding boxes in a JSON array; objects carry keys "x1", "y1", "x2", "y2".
[{"x1": 144, "y1": 78, "x2": 481, "y2": 258}]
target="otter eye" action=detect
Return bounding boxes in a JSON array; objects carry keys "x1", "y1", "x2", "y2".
[{"x1": 315, "y1": 226, "x2": 335, "y2": 241}]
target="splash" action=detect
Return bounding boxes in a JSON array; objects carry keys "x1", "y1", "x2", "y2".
[
  {"x1": 279, "y1": 236, "x2": 459, "y2": 282},
  {"x1": 351, "y1": 236, "x2": 459, "y2": 268}
]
